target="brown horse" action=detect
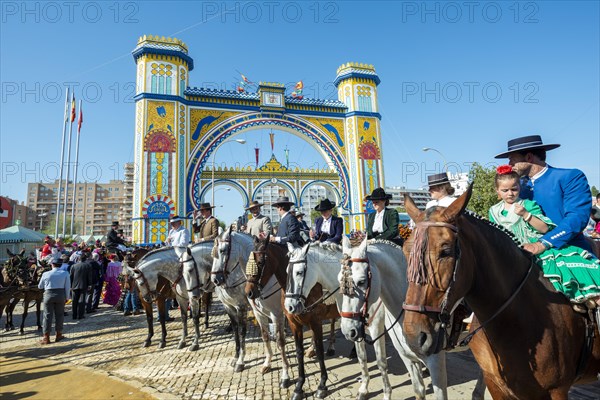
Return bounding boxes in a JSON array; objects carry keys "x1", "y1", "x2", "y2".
[
  {"x1": 246, "y1": 236, "x2": 339, "y2": 400},
  {"x1": 402, "y1": 186, "x2": 600, "y2": 399},
  {"x1": 123, "y1": 248, "x2": 211, "y2": 349}
]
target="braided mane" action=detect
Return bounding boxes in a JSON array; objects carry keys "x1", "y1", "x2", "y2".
[
  {"x1": 463, "y1": 210, "x2": 525, "y2": 246},
  {"x1": 367, "y1": 239, "x2": 403, "y2": 250}
]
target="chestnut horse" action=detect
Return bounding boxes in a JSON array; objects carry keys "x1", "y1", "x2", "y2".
[
  {"x1": 246, "y1": 236, "x2": 339, "y2": 400},
  {"x1": 402, "y1": 186, "x2": 600, "y2": 399}
]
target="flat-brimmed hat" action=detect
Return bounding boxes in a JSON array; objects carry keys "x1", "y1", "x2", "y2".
[
  {"x1": 271, "y1": 196, "x2": 295, "y2": 207},
  {"x1": 315, "y1": 198, "x2": 336, "y2": 211},
  {"x1": 296, "y1": 212, "x2": 306, "y2": 217},
  {"x1": 427, "y1": 173, "x2": 450, "y2": 187},
  {"x1": 365, "y1": 188, "x2": 392, "y2": 201},
  {"x1": 198, "y1": 203, "x2": 216, "y2": 211},
  {"x1": 169, "y1": 215, "x2": 184, "y2": 223},
  {"x1": 245, "y1": 201, "x2": 264, "y2": 211},
  {"x1": 495, "y1": 135, "x2": 560, "y2": 159},
  {"x1": 111, "y1": 221, "x2": 120, "y2": 227}
]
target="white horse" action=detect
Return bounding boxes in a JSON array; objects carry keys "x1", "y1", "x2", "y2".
[
  {"x1": 203, "y1": 229, "x2": 293, "y2": 384},
  {"x1": 128, "y1": 246, "x2": 192, "y2": 349},
  {"x1": 284, "y1": 241, "x2": 391, "y2": 400},
  {"x1": 339, "y1": 237, "x2": 486, "y2": 400}
]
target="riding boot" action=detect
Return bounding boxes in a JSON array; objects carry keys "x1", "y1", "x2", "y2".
[
  {"x1": 40, "y1": 333, "x2": 51, "y2": 345},
  {"x1": 55, "y1": 332, "x2": 65, "y2": 342}
]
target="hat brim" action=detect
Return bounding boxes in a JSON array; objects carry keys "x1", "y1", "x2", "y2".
[
  {"x1": 198, "y1": 206, "x2": 216, "y2": 210},
  {"x1": 365, "y1": 195, "x2": 392, "y2": 201},
  {"x1": 494, "y1": 143, "x2": 560, "y2": 159},
  {"x1": 428, "y1": 180, "x2": 450, "y2": 188},
  {"x1": 245, "y1": 203, "x2": 263, "y2": 211},
  {"x1": 170, "y1": 218, "x2": 183, "y2": 223},
  {"x1": 271, "y1": 202, "x2": 295, "y2": 207},
  {"x1": 314, "y1": 205, "x2": 335, "y2": 211}
]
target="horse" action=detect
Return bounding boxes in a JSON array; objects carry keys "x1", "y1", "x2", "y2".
[
  {"x1": 247, "y1": 235, "x2": 339, "y2": 400},
  {"x1": 3, "y1": 249, "x2": 43, "y2": 334},
  {"x1": 284, "y1": 240, "x2": 392, "y2": 400},
  {"x1": 127, "y1": 246, "x2": 195, "y2": 349},
  {"x1": 338, "y1": 236, "x2": 486, "y2": 400},
  {"x1": 401, "y1": 186, "x2": 600, "y2": 399},
  {"x1": 203, "y1": 229, "x2": 291, "y2": 382}
]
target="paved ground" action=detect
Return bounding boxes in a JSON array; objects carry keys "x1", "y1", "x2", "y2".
[{"x1": 1, "y1": 302, "x2": 598, "y2": 399}]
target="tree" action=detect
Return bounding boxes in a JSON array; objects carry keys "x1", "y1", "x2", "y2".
[
  {"x1": 42, "y1": 216, "x2": 82, "y2": 237},
  {"x1": 591, "y1": 186, "x2": 599, "y2": 197},
  {"x1": 468, "y1": 162, "x2": 498, "y2": 219}
]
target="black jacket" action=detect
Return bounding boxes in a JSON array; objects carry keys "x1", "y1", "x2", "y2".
[
  {"x1": 106, "y1": 229, "x2": 125, "y2": 248},
  {"x1": 70, "y1": 261, "x2": 93, "y2": 290}
]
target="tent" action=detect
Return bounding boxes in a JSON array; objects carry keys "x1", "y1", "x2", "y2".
[{"x1": 0, "y1": 225, "x2": 46, "y2": 263}]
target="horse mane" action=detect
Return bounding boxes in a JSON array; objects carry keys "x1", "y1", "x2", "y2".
[
  {"x1": 137, "y1": 245, "x2": 179, "y2": 263},
  {"x1": 311, "y1": 241, "x2": 342, "y2": 254},
  {"x1": 463, "y1": 210, "x2": 524, "y2": 246},
  {"x1": 367, "y1": 239, "x2": 403, "y2": 250}
]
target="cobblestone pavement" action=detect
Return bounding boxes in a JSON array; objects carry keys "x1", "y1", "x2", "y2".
[{"x1": 1, "y1": 302, "x2": 598, "y2": 399}]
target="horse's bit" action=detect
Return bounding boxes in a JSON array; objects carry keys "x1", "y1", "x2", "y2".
[{"x1": 211, "y1": 239, "x2": 244, "y2": 288}]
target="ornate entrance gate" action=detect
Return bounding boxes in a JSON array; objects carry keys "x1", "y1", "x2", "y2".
[{"x1": 131, "y1": 35, "x2": 385, "y2": 244}]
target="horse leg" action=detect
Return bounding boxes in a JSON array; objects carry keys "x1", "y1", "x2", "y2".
[
  {"x1": 7, "y1": 297, "x2": 18, "y2": 330},
  {"x1": 234, "y1": 308, "x2": 246, "y2": 372},
  {"x1": 386, "y1": 321, "x2": 426, "y2": 399},
  {"x1": 228, "y1": 312, "x2": 240, "y2": 368},
  {"x1": 355, "y1": 341, "x2": 370, "y2": 400},
  {"x1": 20, "y1": 298, "x2": 30, "y2": 335},
  {"x1": 178, "y1": 297, "x2": 189, "y2": 350},
  {"x1": 190, "y1": 298, "x2": 202, "y2": 351},
  {"x1": 372, "y1": 333, "x2": 392, "y2": 400},
  {"x1": 311, "y1": 320, "x2": 328, "y2": 399},
  {"x1": 203, "y1": 292, "x2": 211, "y2": 329},
  {"x1": 255, "y1": 312, "x2": 273, "y2": 374},
  {"x1": 471, "y1": 368, "x2": 486, "y2": 400},
  {"x1": 291, "y1": 322, "x2": 306, "y2": 400},
  {"x1": 36, "y1": 299, "x2": 42, "y2": 331},
  {"x1": 157, "y1": 299, "x2": 167, "y2": 349},
  {"x1": 142, "y1": 299, "x2": 153, "y2": 348},
  {"x1": 425, "y1": 352, "x2": 448, "y2": 400},
  {"x1": 276, "y1": 315, "x2": 292, "y2": 389},
  {"x1": 326, "y1": 317, "x2": 336, "y2": 356}
]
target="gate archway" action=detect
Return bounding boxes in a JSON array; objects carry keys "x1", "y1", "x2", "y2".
[{"x1": 131, "y1": 35, "x2": 385, "y2": 243}]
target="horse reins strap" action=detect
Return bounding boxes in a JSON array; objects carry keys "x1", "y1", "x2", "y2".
[{"x1": 402, "y1": 303, "x2": 443, "y2": 313}]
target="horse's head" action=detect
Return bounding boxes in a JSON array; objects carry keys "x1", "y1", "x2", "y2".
[
  {"x1": 182, "y1": 245, "x2": 212, "y2": 299},
  {"x1": 211, "y1": 227, "x2": 233, "y2": 287},
  {"x1": 283, "y1": 242, "x2": 312, "y2": 314},
  {"x1": 128, "y1": 259, "x2": 161, "y2": 303},
  {"x1": 401, "y1": 185, "x2": 473, "y2": 356},
  {"x1": 5, "y1": 248, "x2": 30, "y2": 286},
  {"x1": 338, "y1": 236, "x2": 380, "y2": 342},
  {"x1": 122, "y1": 248, "x2": 149, "y2": 269},
  {"x1": 245, "y1": 234, "x2": 269, "y2": 299}
]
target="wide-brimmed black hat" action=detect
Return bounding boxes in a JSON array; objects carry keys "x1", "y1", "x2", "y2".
[
  {"x1": 315, "y1": 198, "x2": 336, "y2": 211},
  {"x1": 198, "y1": 203, "x2": 216, "y2": 211},
  {"x1": 111, "y1": 221, "x2": 120, "y2": 227},
  {"x1": 365, "y1": 188, "x2": 392, "y2": 201},
  {"x1": 169, "y1": 215, "x2": 184, "y2": 223},
  {"x1": 245, "y1": 201, "x2": 264, "y2": 211},
  {"x1": 296, "y1": 212, "x2": 306, "y2": 218},
  {"x1": 271, "y1": 196, "x2": 295, "y2": 207},
  {"x1": 427, "y1": 173, "x2": 450, "y2": 187},
  {"x1": 495, "y1": 135, "x2": 560, "y2": 159}
]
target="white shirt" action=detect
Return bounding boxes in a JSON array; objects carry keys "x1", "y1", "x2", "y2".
[
  {"x1": 372, "y1": 210, "x2": 385, "y2": 233},
  {"x1": 321, "y1": 216, "x2": 332, "y2": 234},
  {"x1": 426, "y1": 196, "x2": 457, "y2": 210},
  {"x1": 168, "y1": 226, "x2": 190, "y2": 247},
  {"x1": 530, "y1": 165, "x2": 549, "y2": 186}
]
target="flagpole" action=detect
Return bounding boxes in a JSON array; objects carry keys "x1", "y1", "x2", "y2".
[
  {"x1": 62, "y1": 93, "x2": 75, "y2": 237},
  {"x1": 70, "y1": 100, "x2": 82, "y2": 236},
  {"x1": 54, "y1": 87, "x2": 70, "y2": 238}
]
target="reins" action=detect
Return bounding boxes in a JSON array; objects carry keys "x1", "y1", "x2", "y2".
[{"x1": 211, "y1": 238, "x2": 246, "y2": 289}]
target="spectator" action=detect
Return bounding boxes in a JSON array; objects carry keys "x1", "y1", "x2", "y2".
[{"x1": 38, "y1": 254, "x2": 70, "y2": 344}]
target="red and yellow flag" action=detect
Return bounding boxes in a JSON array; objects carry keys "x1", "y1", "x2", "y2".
[
  {"x1": 77, "y1": 103, "x2": 83, "y2": 134},
  {"x1": 70, "y1": 95, "x2": 76, "y2": 122}
]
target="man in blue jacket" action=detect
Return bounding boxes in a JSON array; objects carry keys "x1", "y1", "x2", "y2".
[
  {"x1": 496, "y1": 134, "x2": 592, "y2": 254},
  {"x1": 269, "y1": 196, "x2": 305, "y2": 246},
  {"x1": 310, "y1": 198, "x2": 343, "y2": 244}
]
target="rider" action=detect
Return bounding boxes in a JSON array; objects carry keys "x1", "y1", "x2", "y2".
[
  {"x1": 193, "y1": 203, "x2": 219, "y2": 243},
  {"x1": 365, "y1": 188, "x2": 402, "y2": 245},
  {"x1": 425, "y1": 173, "x2": 457, "y2": 209},
  {"x1": 269, "y1": 196, "x2": 304, "y2": 246},
  {"x1": 106, "y1": 221, "x2": 127, "y2": 256},
  {"x1": 165, "y1": 215, "x2": 191, "y2": 250},
  {"x1": 245, "y1": 201, "x2": 272, "y2": 238},
  {"x1": 310, "y1": 198, "x2": 343, "y2": 244}
]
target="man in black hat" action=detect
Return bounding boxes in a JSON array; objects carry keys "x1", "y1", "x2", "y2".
[
  {"x1": 310, "y1": 199, "x2": 343, "y2": 244},
  {"x1": 269, "y1": 196, "x2": 304, "y2": 246},
  {"x1": 365, "y1": 188, "x2": 401, "y2": 244},
  {"x1": 245, "y1": 201, "x2": 272, "y2": 238},
  {"x1": 193, "y1": 203, "x2": 219, "y2": 243},
  {"x1": 106, "y1": 221, "x2": 126, "y2": 253},
  {"x1": 496, "y1": 134, "x2": 592, "y2": 254}
]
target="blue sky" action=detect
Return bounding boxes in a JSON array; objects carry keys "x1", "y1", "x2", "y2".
[{"x1": 1, "y1": 1, "x2": 599, "y2": 226}]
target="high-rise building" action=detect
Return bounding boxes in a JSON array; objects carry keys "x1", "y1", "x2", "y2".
[
  {"x1": 385, "y1": 187, "x2": 431, "y2": 210},
  {"x1": 26, "y1": 178, "x2": 132, "y2": 237}
]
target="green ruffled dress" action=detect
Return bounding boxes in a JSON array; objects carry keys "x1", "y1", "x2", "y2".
[{"x1": 489, "y1": 199, "x2": 600, "y2": 303}]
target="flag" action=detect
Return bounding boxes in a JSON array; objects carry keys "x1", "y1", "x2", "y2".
[
  {"x1": 77, "y1": 103, "x2": 83, "y2": 134},
  {"x1": 70, "y1": 94, "x2": 76, "y2": 122},
  {"x1": 255, "y1": 147, "x2": 259, "y2": 168},
  {"x1": 269, "y1": 132, "x2": 275, "y2": 153},
  {"x1": 285, "y1": 147, "x2": 289, "y2": 168},
  {"x1": 64, "y1": 87, "x2": 70, "y2": 122},
  {"x1": 295, "y1": 81, "x2": 303, "y2": 91},
  {"x1": 241, "y1": 74, "x2": 251, "y2": 84}
]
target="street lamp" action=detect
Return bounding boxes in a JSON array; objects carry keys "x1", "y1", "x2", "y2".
[
  {"x1": 38, "y1": 213, "x2": 47, "y2": 231},
  {"x1": 422, "y1": 147, "x2": 449, "y2": 173},
  {"x1": 211, "y1": 139, "x2": 246, "y2": 206}
]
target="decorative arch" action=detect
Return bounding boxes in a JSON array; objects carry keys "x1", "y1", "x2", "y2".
[
  {"x1": 251, "y1": 180, "x2": 298, "y2": 205},
  {"x1": 186, "y1": 112, "x2": 351, "y2": 213},
  {"x1": 196, "y1": 179, "x2": 250, "y2": 213}
]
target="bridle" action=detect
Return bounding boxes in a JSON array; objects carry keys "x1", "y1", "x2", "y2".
[
  {"x1": 179, "y1": 249, "x2": 205, "y2": 295},
  {"x1": 339, "y1": 256, "x2": 372, "y2": 324},
  {"x1": 246, "y1": 250, "x2": 280, "y2": 299},
  {"x1": 402, "y1": 220, "x2": 535, "y2": 349},
  {"x1": 211, "y1": 238, "x2": 244, "y2": 288},
  {"x1": 133, "y1": 268, "x2": 158, "y2": 301}
]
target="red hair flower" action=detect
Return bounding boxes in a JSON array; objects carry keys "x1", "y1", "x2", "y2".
[{"x1": 496, "y1": 165, "x2": 514, "y2": 175}]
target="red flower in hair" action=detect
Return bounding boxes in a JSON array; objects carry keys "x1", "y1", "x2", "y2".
[{"x1": 496, "y1": 165, "x2": 514, "y2": 175}]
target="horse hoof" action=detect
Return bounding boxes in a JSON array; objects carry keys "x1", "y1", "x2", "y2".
[
  {"x1": 316, "y1": 389, "x2": 327, "y2": 399},
  {"x1": 260, "y1": 365, "x2": 271, "y2": 374},
  {"x1": 356, "y1": 392, "x2": 367, "y2": 400},
  {"x1": 234, "y1": 364, "x2": 244, "y2": 373},
  {"x1": 19, "y1": 330, "x2": 24, "y2": 335},
  {"x1": 326, "y1": 348, "x2": 335, "y2": 357},
  {"x1": 143, "y1": 341, "x2": 151, "y2": 348},
  {"x1": 37, "y1": 326, "x2": 42, "y2": 331},
  {"x1": 291, "y1": 391, "x2": 304, "y2": 400},
  {"x1": 177, "y1": 342, "x2": 186, "y2": 350},
  {"x1": 306, "y1": 349, "x2": 316, "y2": 358},
  {"x1": 158, "y1": 342, "x2": 166, "y2": 349},
  {"x1": 190, "y1": 344, "x2": 199, "y2": 351},
  {"x1": 280, "y1": 379, "x2": 291, "y2": 389}
]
